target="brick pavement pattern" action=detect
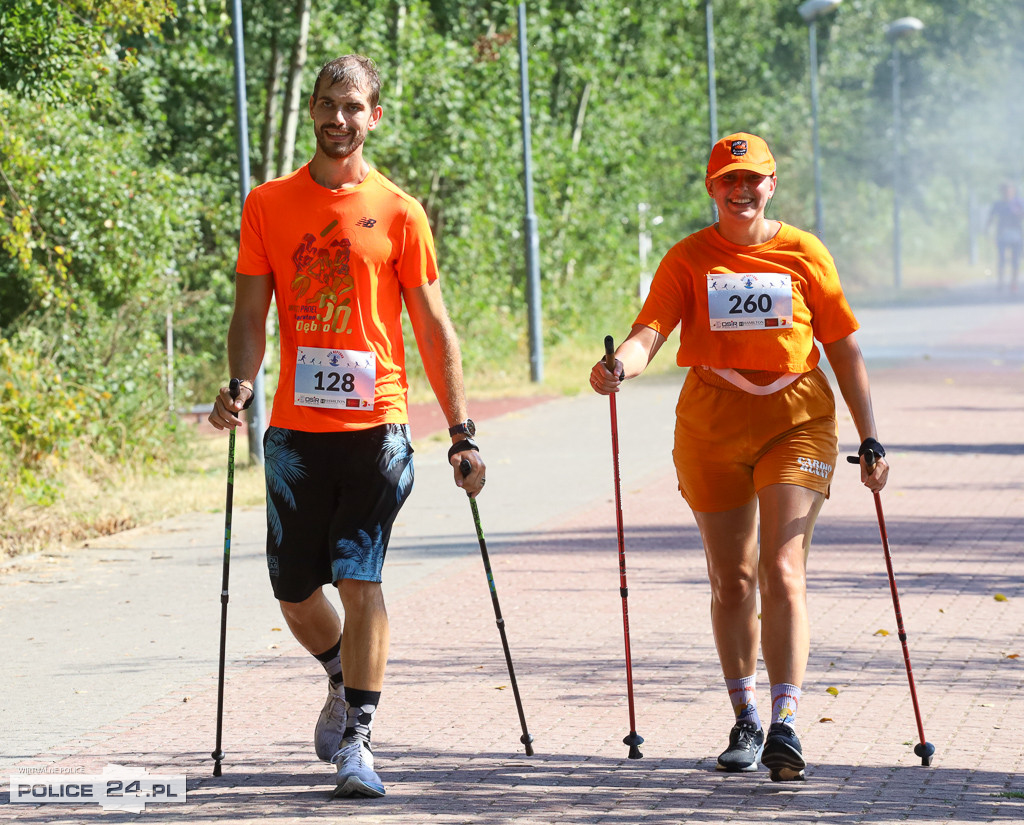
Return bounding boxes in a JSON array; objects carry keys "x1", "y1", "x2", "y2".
[{"x1": 3, "y1": 354, "x2": 1023, "y2": 821}]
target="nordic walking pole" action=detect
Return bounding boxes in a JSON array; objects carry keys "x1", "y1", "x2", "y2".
[
  {"x1": 459, "y1": 459, "x2": 535, "y2": 756},
  {"x1": 212, "y1": 378, "x2": 241, "y2": 777},
  {"x1": 604, "y1": 335, "x2": 644, "y2": 759},
  {"x1": 848, "y1": 446, "x2": 935, "y2": 766}
]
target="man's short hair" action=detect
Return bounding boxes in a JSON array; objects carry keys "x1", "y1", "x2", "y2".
[{"x1": 312, "y1": 55, "x2": 381, "y2": 107}]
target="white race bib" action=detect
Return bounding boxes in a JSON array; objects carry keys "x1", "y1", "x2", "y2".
[
  {"x1": 707, "y1": 273, "x2": 794, "y2": 331},
  {"x1": 293, "y1": 347, "x2": 375, "y2": 410}
]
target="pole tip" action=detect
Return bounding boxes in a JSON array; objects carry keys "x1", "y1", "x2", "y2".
[
  {"x1": 212, "y1": 749, "x2": 225, "y2": 776},
  {"x1": 624, "y1": 731, "x2": 644, "y2": 759},
  {"x1": 915, "y1": 741, "x2": 935, "y2": 766},
  {"x1": 521, "y1": 733, "x2": 535, "y2": 756}
]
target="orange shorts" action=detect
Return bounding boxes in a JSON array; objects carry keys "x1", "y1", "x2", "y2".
[{"x1": 672, "y1": 366, "x2": 839, "y2": 513}]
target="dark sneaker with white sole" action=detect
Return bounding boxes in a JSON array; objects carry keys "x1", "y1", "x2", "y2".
[
  {"x1": 761, "y1": 722, "x2": 806, "y2": 781},
  {"x1": 716, "y1": 720, "x2": 765, "y2": 772}
]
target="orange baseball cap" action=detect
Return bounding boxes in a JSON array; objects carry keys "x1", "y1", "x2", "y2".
[{"x1": 705, "y1": 133, "x2": 777, "y2": 182}]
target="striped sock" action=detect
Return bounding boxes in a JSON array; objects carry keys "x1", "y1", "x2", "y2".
[
  {"x1": 725, "y1": 675, "x2": 761, "y2": 729},
  {"x1": 313, "y1": 635, "x2": 344, "y2": 687},
  {"x1": 770, "y1": 683, "x2": 802, "y2": 729}
]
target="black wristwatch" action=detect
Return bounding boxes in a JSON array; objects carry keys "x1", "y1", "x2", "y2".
[{"x1": 448, "y1": 418, "x2": 476, "y2": 438}]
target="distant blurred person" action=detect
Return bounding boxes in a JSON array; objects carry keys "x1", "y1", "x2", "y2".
[{"x1": 987, "y1": 182, "x2": 1023, "y2": 292}]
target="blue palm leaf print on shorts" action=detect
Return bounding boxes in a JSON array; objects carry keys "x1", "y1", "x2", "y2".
[
  {"x1": 264, "y1": 428, "x2": 307, "y2": 548},
  {"x1": 382, "y1": 424, "x2": 414, "y2": 505},
  {"x1": 333, "y1": 525, "x2": 385, "y2": 582}
]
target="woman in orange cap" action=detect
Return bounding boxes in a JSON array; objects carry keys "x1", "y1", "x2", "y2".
[{"x1": 590, "y1": 132, "x2": 888, "y2": 781}]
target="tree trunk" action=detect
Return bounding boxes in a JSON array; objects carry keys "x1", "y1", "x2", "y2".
[
  {"x1": 276, "y1": 0, "x2": 311, "y2": 176},
  {"x1": 391, "y1": 1, "x2": 407, "y2": 132},
  {"x1": 570, "y1": 81, "x2": 591, "y2": 154},
  {"x1": 258, "y1": 21, "x2": 285, "y2": 184}
]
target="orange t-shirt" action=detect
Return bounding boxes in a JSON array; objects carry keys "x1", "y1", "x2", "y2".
[
  {"x1": 236, "y1": 165, "x2": 438, "y2": 432},
  {"x1": 634, "y1": 223, "x2": 858, "y2": 372}
]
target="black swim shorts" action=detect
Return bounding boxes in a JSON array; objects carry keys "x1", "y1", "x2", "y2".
[{"x1": 262, "y1": 423, "x2": 414, "y2": 603}]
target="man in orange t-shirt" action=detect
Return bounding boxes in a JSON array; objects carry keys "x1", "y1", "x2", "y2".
[
  {"x1": 591, "y1": 133, "x2": 888, "y2": 782},
  {"x1": 209, "y1": 55, "x2": 484, "y2": 798}
]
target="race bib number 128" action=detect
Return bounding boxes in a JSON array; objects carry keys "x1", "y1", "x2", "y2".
[
  {"x1": 707, "y1": 273, "x2": 794, "y2": 330},
  {"x1": 294, "y1": 347, "x2": 375, "y2": 410}
]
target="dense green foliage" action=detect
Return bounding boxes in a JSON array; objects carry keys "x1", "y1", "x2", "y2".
[{"x1": 1, "y1": 0, "x2": 1022, "y2": 524}]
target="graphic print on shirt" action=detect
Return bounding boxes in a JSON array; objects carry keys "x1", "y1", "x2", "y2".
[
  {"x1": 707, "y1": 272, "x2": 794, "y2": 331},
  {"x1": 287, "y1": 218, "x2": 376, "y2": 411},
  {"x1": 289, "y1": 219, "x2": 358, "y2": 337}
]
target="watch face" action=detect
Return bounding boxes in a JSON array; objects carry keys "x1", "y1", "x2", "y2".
[{"x1": 449, "y1": 419, "x2": 476, "y2": 437}]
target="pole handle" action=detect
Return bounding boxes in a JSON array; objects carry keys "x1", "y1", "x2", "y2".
[
  {"x1": 460, "y1": 458, "x2": 471, "y2": 478},
  {"x1": 604, "y1": 335, "x2": 615, "y2": 373},
  {"x1": 847, "y1": 449, "x2": 880, "y2": 474},
  {"x1": 229, "y1": 377, "x2": 240, "y2": 401}
]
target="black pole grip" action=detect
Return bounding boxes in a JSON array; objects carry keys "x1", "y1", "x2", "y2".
[
  {"x1": 229, "y1": 378, "x2": 240, "y2": 400},
  {"x1": 604, "y1": 335, "x2": 615, "y2": 372},
  {"x1": 848, "y1": 438, "x2": 885, "y2": 472},
  {"x1": 847, "y1": 453, "x2": 878, "y2": 474},
  {"x1": 460, "y1": 458, "x2": 471, "y2": 478}
]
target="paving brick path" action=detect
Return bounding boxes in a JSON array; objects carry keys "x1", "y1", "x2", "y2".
[{"x1": 2, "y1": 292, "x2": 1022, "y2": 824}]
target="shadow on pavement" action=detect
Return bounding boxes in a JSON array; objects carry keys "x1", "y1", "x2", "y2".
[
  {"x1": 889, "y1": 442, "x2": 1024, "y2": 456},
  {"x1": 3, "y1": 753, "x2": 1018, "y2": 824}
]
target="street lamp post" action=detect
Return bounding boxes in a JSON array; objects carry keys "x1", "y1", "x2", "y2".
[
  {"x1": 517, "y1": 3, "x2": 543, "y2": 382},
  {"x1": 886, "y1": 16, "x2": 925, "y2": 290},
  {"x1": 705, "y1": 0, "x2": 718, "y2": 223},
  {"x1": 229, "y1": 0, "x2": 266, "y2": 463},
  {"x1": 637, "y1": 203, "x2": 663, "y2": 303},
  {"x1": 798, "y1": 0, "x2": 842, "y2": 244}
]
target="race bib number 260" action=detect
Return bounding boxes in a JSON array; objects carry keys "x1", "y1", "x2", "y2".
[
  {"x1": 707, "y1": 273, "x2": 794, "y2": 330},
  {"x1": 294, "y1": 347, "x2": 375, "y2": 410}
]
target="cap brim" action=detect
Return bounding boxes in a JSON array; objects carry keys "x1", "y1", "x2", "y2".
[{"x1": 707, "y1": 161, "x2": 776, "y2": 180}]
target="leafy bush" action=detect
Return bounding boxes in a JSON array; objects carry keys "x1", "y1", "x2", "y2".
[{"x1": 0, "y1": 336, "x2": 81, "y2": 507}]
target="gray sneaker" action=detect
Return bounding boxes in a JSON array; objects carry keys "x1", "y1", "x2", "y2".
[
  {"x1": 332, "y1": 737, "x2": 385, "y2": 798},
  {"x1": 314, "y1": 681, "x2": 346, "y2": 762},
  {"x1": 716, "y1": 720, "x2": 764, "y2": 772}
]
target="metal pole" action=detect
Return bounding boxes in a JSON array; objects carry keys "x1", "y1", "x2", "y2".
[
  {"x1": 166, "y1": 306, "x2": 174, "y2": 413},
  {"x1": 518, "y1": 3, "x2": 543, "y2": 383},
  {"x1": 892, "y1": 43, "x2": 902, "y2": 290},
  {"x1": 967, "y1": 161, "x2": 978, "y2": 266},
  {"x1": 229, "y1": 0, "x2": 266, "y2": 461},
  {"x1": 705, "y1": 0, "x2": 719, "y2": 224},
  {"x1": 809, "y1": 21, "x2": 825, "y2": 242},
  {"x1": 638, "y1": 203, "x2": 649, "y2": 302}
]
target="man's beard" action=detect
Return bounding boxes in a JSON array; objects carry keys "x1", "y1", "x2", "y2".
[{"x1": 316, "y1": 126, "x2": 366, "y2": 160}]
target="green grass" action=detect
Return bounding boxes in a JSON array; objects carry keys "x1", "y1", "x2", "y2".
[{"x1": 0, "y1": 432, "x2": 266, "y2": 563}]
